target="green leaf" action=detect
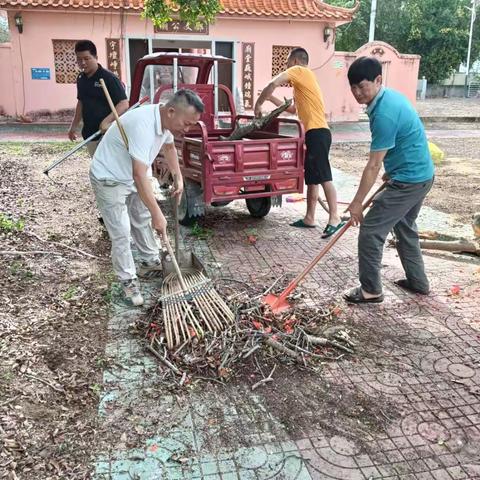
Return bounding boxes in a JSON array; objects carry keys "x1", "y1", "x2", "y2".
[{"x1": 142, "y1": 0, "x2": 221, "y2": 27}]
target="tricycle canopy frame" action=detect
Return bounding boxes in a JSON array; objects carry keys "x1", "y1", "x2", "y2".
[{"x1": 129, "y1": 53, "x2": 235, "y2": 106}]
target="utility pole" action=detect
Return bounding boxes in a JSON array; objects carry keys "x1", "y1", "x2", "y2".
[
  {"x1": 369, "y1": 0, "x2": 378, "y2": 42},
  {"x1": 465, "y1": 0, "x2": 478, "y2": 97}
]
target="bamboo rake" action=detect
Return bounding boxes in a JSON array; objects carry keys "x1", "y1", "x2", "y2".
[{"x1": 99, "y1": 79, "x2": 235, "y2": 350}]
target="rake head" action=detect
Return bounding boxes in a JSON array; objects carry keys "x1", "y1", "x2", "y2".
[{"x1": 262, "y1": 293, "x2": 292, "y2": 314}]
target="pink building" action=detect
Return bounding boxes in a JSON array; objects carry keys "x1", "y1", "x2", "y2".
[{"x1": 0, "y1": 0, "x2": 419, "y2": 121}]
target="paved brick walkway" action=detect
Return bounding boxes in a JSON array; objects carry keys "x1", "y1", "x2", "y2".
[
  {"x1": 94, "y1": 192, "x2": 480, "y2": 479},
  {"x1": 2, "y1": 122, "x2": 480, "y2": 145}
]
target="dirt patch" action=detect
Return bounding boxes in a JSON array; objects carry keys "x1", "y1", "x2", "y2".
[
  {"x1": 0, "y1": 142, "x2": 111, "y2": 479},
  {"x1": 257, "y1": 366, "x2": 399, "y2": 443},
  {"x1": 331, "y1": 135, "x2": 480, "y2": 224}
]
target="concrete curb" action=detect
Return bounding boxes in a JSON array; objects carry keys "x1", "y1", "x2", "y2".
[{"x1": 420, "y1": 116, "x2": 480, "y2": 123}]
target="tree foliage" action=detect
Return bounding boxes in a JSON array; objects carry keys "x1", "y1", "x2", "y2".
[
  {"x1": 328, "y1": 0, "x2": 480, "y2": 84},
  {"x1": 143, "y1": 0, "x2": 221, "y2": 28}
]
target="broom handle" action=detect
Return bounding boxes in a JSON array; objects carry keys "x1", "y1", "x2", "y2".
[
  {"x1": 274, "y1": 182, "x2": 387, "y2": 304},
  {"x1": 99, "y1": 78, "x2": 129, "y2": 149}
]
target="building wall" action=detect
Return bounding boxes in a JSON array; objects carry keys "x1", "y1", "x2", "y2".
[
  {"x1": 4, "y1": 10, "x2": 127, "y2": 116},
  {"x1": 1, "y1": 10, "x2": 356, "y2": 120},
  {"x1": 0, "y1": 12, "x2": 420, "y2": 122}
]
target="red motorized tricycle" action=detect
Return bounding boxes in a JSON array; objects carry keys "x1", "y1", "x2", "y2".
[{"x1": 129, "y1": 52, "x2": 305, "y2": 225}]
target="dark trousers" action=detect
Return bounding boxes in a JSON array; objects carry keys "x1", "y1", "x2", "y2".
[{"x1": 358, "y1": 178, "x2": 434, "y2": 295}]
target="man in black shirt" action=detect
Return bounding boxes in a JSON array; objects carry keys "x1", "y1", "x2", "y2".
[{"x1": 68, "y1": 40, "x2": 128, "y2": 156}]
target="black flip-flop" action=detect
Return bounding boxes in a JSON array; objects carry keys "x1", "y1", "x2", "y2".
[
  {"x1": 321, "y1": 221, "x2": 346, "y2": 239},
  {"x1": 394, "y1": 279, "x2": 429, "y2": 295},
  {"x1": 290, "y1": 219, "x2": 316, "y2": 229},
  {"x1": 343, "y1": 286, "x2": 384, "y2": 304}
]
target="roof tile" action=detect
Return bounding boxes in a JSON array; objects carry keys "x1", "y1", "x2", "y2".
[{"x1": 0, "y1": 0, "x2": 358, "y2": 20}]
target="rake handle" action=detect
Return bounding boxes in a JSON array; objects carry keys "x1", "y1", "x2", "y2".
[
  {"x1": 43, "y1": 95, "x2": 149, "y2": 176},
  {"x1": 99, "y1": 78, "x2": 129, "y2": 149},
  {"x1": 164, "y1": 237, "x2": 189, "y2": 292},
  {"x1": 172, "y1": 174, "x2": 180, "y2": 260},
  {"x1": 273, "y1": 182, "x2": 387, "y2": 306}
]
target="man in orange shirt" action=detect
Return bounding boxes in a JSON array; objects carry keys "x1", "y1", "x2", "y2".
[{"x1": 255, "y1": 48, "x2": 343, "y2": 237}]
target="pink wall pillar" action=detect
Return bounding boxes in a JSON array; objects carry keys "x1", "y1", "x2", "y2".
[
  {"x1": 354, "y1": 42, "x2": 420, "y2": 106},
  {"x1": 0, "y1": 42, "x2": 17, "y2": 115},
  {"x1": 330, "y1": 42, "x2": 421, "y2": 122}
]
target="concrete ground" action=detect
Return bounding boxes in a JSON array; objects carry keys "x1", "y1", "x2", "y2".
[
  {"x1": 94, "y1": 178, "x2": 480, "y2": 479},
  {"x1": 2, "y1": 122, "x2": 480, "y2": 144},
  {"x1": 416, "y1": 98, "x2": 480, "y2": 119},
  {"x1": 1, "y1": 114, "x2": 478, "y2": 479}
]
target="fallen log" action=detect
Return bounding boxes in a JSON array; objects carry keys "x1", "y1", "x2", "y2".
[
  {"x1": 389, "y1": 238, "x2": 479, "y2": 256},
  {"x1": 419, "y1": 239, "x2": 480, "y2": 255},
  {"x1": 224, "y1": 98, "x2": 293, "y2": 141}
]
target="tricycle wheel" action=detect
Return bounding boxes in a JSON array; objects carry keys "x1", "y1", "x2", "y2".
[
  {"x1": 246, "y1": 197, "x2": 272, "y2": 218},
  {"x1": 178, "y1": 187, "x2": 202, "y2": 226}
]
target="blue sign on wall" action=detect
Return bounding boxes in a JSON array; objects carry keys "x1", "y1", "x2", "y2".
[{"x1": 31, "y1": 68, "x2": 51, "y2": 80}]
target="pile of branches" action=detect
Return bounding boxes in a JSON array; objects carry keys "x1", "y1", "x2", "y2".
[{"x1": 138, "y1": 278, "x2": 356, "y2": 388}]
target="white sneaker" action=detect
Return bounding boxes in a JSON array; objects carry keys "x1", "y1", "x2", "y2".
[
  {"x1": 138, "y1": 258, "x2": 163, "y2": 279},
  {"x1": 121, "y1": 279, "x2": 144, "y2": 306}
]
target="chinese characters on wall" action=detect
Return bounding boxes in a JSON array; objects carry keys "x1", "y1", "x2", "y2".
[
  {"x1": 106, "y1": 38, "x2": 121, "y2": 79},
  {"x1": 242, "y1": 43, "x2": 254, "y2": 110},
  {"x1": 154, "y1": 21, "x2": 209, "y2": 35}
]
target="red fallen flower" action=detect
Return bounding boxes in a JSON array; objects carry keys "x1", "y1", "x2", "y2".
[
  {"x1": 332, "y1": 306, "x2": 343, "y2": 316},
  {"x1": 252, "y1": 321, "x2": 263, "y2": 330},
  {"x1": 283, "y1": 324, "x2": 294, "y2": 334},
  {"x1": 264, "y1": 326, "x2": 272, "y2": 334},
  {"x1": 247, "y1": 235, "x2": 257, "y2": 245},
  {"x1": 450, "y1": 285, "x2": 461, "y2": 296}
]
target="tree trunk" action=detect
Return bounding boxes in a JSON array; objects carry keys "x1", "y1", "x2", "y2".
[
  {"x1": 224, "y1": 99, "x2": 293, "y2": 141},
  {"x1": 419, "y1": 239, "x2": 479, "y2": 255}
]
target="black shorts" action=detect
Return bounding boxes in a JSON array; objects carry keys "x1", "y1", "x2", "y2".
[{"x1": 305, "y1": 128, "x2": 332, "y2": 185}]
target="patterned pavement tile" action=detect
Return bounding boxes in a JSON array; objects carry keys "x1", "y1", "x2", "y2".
[{"x1": 94, "y1": 186, "x2": 480, "y2": 479}]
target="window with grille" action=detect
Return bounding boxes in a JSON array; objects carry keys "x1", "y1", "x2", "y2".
[
  {"x1": 52, "y1": 40, "x2": 78, "y2": 84},
  {"x1": 271, "y1": 45, "x2": 299, "y2": 77}
]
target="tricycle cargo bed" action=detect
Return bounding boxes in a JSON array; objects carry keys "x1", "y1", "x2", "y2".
[
  {"x1": 131, "y1": 52, "x2": 306, "y2": 221},
  {"x1": 161, "y1": 117, "x2": 305, "y2": 205}
]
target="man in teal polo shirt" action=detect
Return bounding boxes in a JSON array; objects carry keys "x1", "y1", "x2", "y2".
[{"x1": 343, "y1": 57, "x2": 434, "y2": 304}]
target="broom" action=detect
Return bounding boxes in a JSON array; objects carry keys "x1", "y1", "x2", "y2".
[{"x1": 99, "y1": 79, "x2": 235, "y2": 350}]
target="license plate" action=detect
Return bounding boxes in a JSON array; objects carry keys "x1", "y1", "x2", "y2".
[{"x1": 243, "y1": 175, "x2": 271, "y2": 181}]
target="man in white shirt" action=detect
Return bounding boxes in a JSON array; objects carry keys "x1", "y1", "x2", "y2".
[{"x1": 90, "y1": 89, "x2": 204, "y2": 306}]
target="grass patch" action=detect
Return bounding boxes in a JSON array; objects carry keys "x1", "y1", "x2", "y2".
[
  {"x1": 0, "y1": 368, "x2": 14, "y2": 385},
  {"x1": 8, "y1": 260, "x2": 35, "y2": 280},
  {"x1": 98, "y1": 271, "x2": 116, "y2": 304},
  {"x1": 0, "y1": 143, "x2": 29, "y2": 156},
  {"x1": 62, "y1": 285, "x2": 79, "y2": 301},
  {"x1": 89, "y1": 383, "x2": 102, "y2": 397},
  {"x1": 0, "y1": 141, "x2": 81, "y2": 157},
  {"x1": 0, "y1": 213, "x2": 25, "y2": 233},
  {"x1": 189, "y1": 222, "x2": 213, "y2": 240}
]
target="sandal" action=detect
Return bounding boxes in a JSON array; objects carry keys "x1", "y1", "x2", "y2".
[
  {"x1": 321, "y1": 221, "x2": 346, "y2": 239},
  {"x1": 290, "y1": 219, "x2": 316, "y2": 229},
  {"x1": 343, "y1": 286, "x2": 384, "y2": 304},
  {"x1": 394, "y1": 279, "x2": 429, "y2": 295}
]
